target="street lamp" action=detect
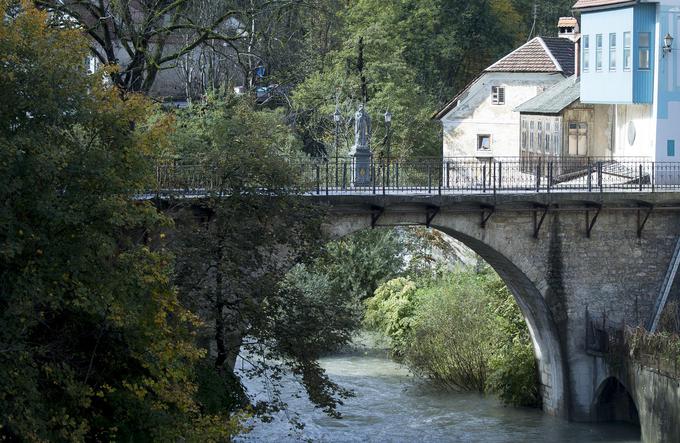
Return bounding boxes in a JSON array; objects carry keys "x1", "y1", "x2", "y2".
[
  {"x1": 664, "y1": 33, "x2": 674, "y2": 57},
  {"x1": 334, "y1": 106, "x2": 342, "y2": 188},
  {"x1": 384, "y1": 111, "x2": 392, "y2": 187}
]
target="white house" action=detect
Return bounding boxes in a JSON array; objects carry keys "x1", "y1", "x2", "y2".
[{"x1": 434, "y1": 33, "x2": 576, "y2": 159}]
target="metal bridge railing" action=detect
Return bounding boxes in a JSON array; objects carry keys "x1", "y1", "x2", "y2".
[{"x1": 154, "y1": 156, "x2": 680, "y2": 197}]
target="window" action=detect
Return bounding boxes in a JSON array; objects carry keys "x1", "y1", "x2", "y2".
[
  {"x1": 568, "y1": 122, "x2": 588, "y2": 156},
  {"x1": 521, "y1": 120, "x2": 528, "y2": 150},
  {"x1": 545, "y1": 122, "x2": 551, "y2": 154},
  {"x1": 477, "y1": 135, "x2": 491, "y2": 151},
  {"x1": 553, "y1": 120, "x2": 561, "y2": 155},
  {"x1": 596, "y1": 34, "x2": 603, "y2": 71},
  {"x1": 639, "y1": 32, "x2": 650, "y2": 70},
  {"x1": 538, "y1": 122, "x2": 543, "y2": 151},
  {"x1": 623, "y1": 32, "x2": 632, "y2": 71},
  {"x1": 583, "y1": 35, "x2": 590, "y2": 72},
  {"x1": 530, "y1": 121, "x2": 535, "y2": 151},
  {"x1": 668, "y1": 140, "x2": 676, "y2": 157},
  {"x1": 491, "y1": 86, "x2": 505, "y2": 105},
  {"x1": 609, "y1": 33, "x2": 617, "y2": 71}
]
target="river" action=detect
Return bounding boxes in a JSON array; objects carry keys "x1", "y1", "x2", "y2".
[{"x1": 236, "y1": 351, "x2": 641, "y2": 442}]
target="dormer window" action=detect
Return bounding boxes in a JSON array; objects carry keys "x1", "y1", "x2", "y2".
[{"x1": 491, "y1": 86, "x2": 505, "y2": 105}]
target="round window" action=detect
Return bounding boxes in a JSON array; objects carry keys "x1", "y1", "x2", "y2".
[{"x1": 628, "y1": 122, "x2": 636, "y2": 146}]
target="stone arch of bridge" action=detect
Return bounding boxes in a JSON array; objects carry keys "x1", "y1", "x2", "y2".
[{"x1": 327, "y1": 215, "x2": 567, "y2": 418}]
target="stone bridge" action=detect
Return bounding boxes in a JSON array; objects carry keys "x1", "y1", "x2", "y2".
[{"x1": 311, "y1": 191, "x2": 680, "y2": 435}]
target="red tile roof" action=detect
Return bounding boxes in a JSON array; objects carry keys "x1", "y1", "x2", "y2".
[
  {"x1": 486, "y1": 37, "x2": 574, "y2": 75},
  {"x1": 572, "y1": 0, "x2": 636, "y2": 10}
]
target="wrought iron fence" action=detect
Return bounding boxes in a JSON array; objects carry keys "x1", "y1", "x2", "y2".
[
  {"x1": 153, "y1": 156, "x2": 680, "y2": 197},
  {"x1": 586, "y1": 308, "x2": 680, "y2": 379}
]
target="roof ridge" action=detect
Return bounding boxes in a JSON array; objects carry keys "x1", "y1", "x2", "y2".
[{"x1": 538, "y1": 37, "x2": 563, "y2": 73}]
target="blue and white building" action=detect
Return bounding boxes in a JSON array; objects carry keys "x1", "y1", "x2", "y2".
[{"x1": 575, "y1": 0, "x2": 680, "y2": 163}]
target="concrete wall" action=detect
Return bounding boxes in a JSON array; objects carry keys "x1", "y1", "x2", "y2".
[
  {"x1": 319, "y1": 193, "x2": 680, "y2": 423},
  {"x1": 442, "y1": 72, "x2": 565, "y2": 158},
  {"x1": 627, "y1": 363, "x2": 680, "y2": 443}
]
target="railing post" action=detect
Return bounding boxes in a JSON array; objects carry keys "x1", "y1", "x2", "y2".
[
  {"x1": 446, "y1": 161, "x2": 450, "y2": 189},
  {"x1": 639, "y1": 164, "x2": 643, "y2": 192},
  {"x1": 372, "y1": 160, "x2": 376, "y2": 195},
  {"x1": 548, "y1": 161, "x2": 553, "y2": 193},
  {"x1": 438, "y1": 161, "x2": 442, "y2": 195},
  {"x1": 498, "y1": 161, "x2": 502, "y2": 191},
  {"x1": 587, "y1": 159, "x2": 592, "y2": 192},
  {"x1": 652, "y1": 162, "x2": 656, "y2": 192},
  {"x1": 325, "y1": 161, "x2": 329, "y2": 196},
  {"x1": 428, "y1": 163, "x2": 432, "y2": 194},
  {"x1": 493, "y1": 161, "x2": 497, "y2": 195},
  {"x1": 482, "y1": 164, "x2": 487, "y2": 193},
  {"x1": 597, "y1": 161, "x2": 603, "y2": 192},
  {"x1": 316, "y1": 163, "x2": 320, "y2": 195},
  {"x1": 396, "y1": 162, "x2": 400, "y2": 189},
  {"x1": 535, "y1": 158, "x2": 541, "y2": 192},
  {"x1": 382, "y1": 160, "x2": 386, "y2": 196},
  {"x1": 342, "y1": 162, "x2": 347, "y2": 190}
]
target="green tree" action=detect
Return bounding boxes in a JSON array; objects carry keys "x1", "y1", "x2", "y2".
[
  {"x1": 0, "y1": 3, "x2": 237, "y2": 440},
  {"x1": 168, "y1": 93, "x2": 356, "y2": 419}
]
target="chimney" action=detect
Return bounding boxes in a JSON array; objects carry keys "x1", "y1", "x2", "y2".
[
  {"x1": 558, "y1": 17, "x2": 581, "y2": 78},
  {"x1": 558, "y1": 17, "x2": 580, "y2": 42}
]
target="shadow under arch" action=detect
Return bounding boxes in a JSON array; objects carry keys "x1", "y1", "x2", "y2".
[
  {"x1": 592, "y1": 377, "x2": 640, "y2": 425},
  {"x1": 330, "y1": 220, "x2": 568, "y2": 418}
]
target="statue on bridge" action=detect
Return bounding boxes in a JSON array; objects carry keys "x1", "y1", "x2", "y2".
[{"x1": 350, "y1": 104, "x2": 372, "y2": 186}]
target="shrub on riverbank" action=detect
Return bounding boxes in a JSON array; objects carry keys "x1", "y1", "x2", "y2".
[{"x1": 364, "y1": 269, "x2": 542, "y2": 408}]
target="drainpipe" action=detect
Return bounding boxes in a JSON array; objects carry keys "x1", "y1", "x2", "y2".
[{"x1": 575, "y1": 36, "x2": 581, "y2": 78}]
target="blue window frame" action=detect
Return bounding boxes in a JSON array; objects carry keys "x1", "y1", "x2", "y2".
[{"x1": 668, "y1": 140, "x2": 676, "y2": 157}]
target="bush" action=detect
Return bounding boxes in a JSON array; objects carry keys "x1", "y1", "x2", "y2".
[
  {"x1": 406, "y1": 273, "x2": 493, "y2": 392},
  {"x1": 364, "y1": 268, "x2": 541, "y2": 407}
]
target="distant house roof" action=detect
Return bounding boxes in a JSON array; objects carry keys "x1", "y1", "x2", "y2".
[
  {"x1": 514, "y1": 75, "x2": 581, "y2": 115},
  {"x1": 433, "y1": 37, "x2": 575, "y2": 120},
  {"x1": 572, "y1": 0, "x2": 637, "y2": 10},
  {"x1": 486, "y1": 37, "x2": 575, "y2": 75}
]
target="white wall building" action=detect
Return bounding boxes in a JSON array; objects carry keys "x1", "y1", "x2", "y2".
[{"x1": 434, "y1": 36, "x2": 576, "y2": 159}]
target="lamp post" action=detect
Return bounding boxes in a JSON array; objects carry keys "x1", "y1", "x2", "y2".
[
  {"x1": 664, "y1": 33, "x2": 674, "y2": 57},
  {"x1": 333, "y1": 106, "x2": 341, "y2": 188},
  {"x1": 384, "y1": 111, "x2": 392, "y2": 187}
]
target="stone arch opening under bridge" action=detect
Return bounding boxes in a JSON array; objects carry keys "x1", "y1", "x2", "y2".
[{"x1": 325, "y1": 213, "x2": 568, "y2": 418}]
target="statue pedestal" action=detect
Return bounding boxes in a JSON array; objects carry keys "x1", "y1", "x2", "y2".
[{"x1": 351, "y1": 145, "x2": 372, "y2": 187}]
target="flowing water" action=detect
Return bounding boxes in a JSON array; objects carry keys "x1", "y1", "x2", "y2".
[{"x1": 236, "y1": 352, "x2": 641, "y2": 443}]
